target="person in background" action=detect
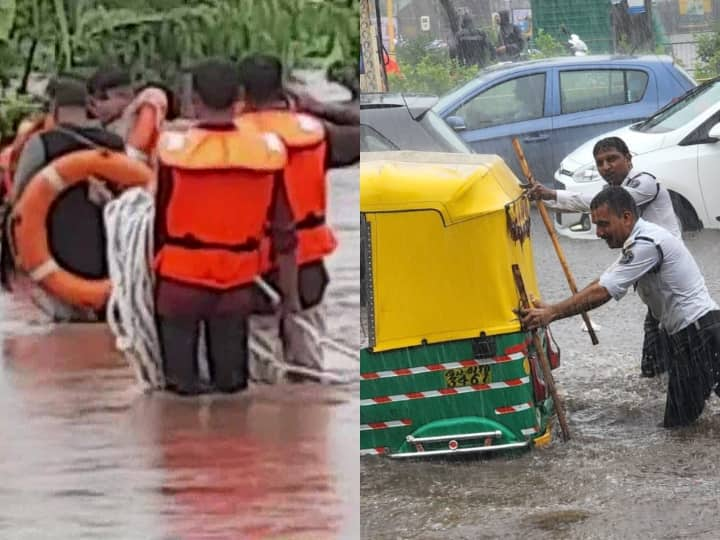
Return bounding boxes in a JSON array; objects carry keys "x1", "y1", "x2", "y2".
[
  {"x1": 86, "y1": 65, "x2": 135, "y2": 138},
  {"x1": 495, "y1": 10, "x2": 525, "y2": 60},
  {"x1": 456, "y1": 14, "x2": 495, "y2": 68},
  {"x1": 86, "y1": 65, "x2": 178, "y2": 166},
  {"x1": 2, "y1": 77, "x2": 125, "y2": 321}
]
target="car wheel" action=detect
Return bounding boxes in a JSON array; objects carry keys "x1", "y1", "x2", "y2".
[{"x1": 669, "y1": 191, "x2": 702, "y2": 232}]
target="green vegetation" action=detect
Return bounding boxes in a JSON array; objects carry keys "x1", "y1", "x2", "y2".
[
  {"x1": 388, "y1": 56, "x2": 478, "y2": 96},
  {"x1": 694, "y1": 27, "x2": 720, "y2": 80},
  {"x1": 0, "y1": 0, "x2": 359, "y2": 141},
  {"x1": 389, "y1": 29, "x2": 575, "y2": 96},
  {"x1": 528, "y1": 29, "x2": 566, "y2": 59},
  {"x1": 388, "y1": 37, "x2": 478, "y2": 95}
]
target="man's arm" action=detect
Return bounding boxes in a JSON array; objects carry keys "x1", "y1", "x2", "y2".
[
  {"x1": 291, "y1": 92, "x2": 359, "y2": 125},
  {"x1": 520, "y1": 239, "x2": 662, "y2": 330},
  {"x1": 520, "y1": 280, "x2": 611, "y2": 329},
  {"x1": 527, "y1": 183, "x2": 594, "y2": 212},
  {"x1": 270, "y1": 172, "x2": 300, "y2": 313},
  {"x1": 325, "y1": 122, "x2": 359, "y2": 169}
]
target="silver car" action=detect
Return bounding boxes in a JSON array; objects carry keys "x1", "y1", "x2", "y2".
[{"x1": 361, "y1": 93, "x2": 472, "y2": 153}]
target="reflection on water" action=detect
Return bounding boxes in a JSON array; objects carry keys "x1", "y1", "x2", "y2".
[{"x1": 0, "y1": 168, "x2": 358, "y2": 540}]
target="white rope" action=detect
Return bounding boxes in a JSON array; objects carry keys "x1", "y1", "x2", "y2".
[
  {"x1": 248, "y1": 312, "x2": 359, "y2": 386},
  {"x1": 103, "y1": 188, "x2": 163, "y2": 390},
  {"x1": 103, "y1": 188, "x2": 358, "y2": 389}
]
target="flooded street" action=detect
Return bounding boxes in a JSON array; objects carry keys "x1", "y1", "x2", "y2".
[
  {"x1": 361, "y1": 211, "x2": 720, "y2": 540},
  {"x1": 0, "y1": 167, "x2": 358, "y2": 540}
]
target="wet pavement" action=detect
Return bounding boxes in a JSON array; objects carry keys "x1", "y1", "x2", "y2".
[
  {"x1": 361, "y1": 212, "x2": 720, "y2": 540},
  {"x1": 0, "y1": 167, "x2": 358, "y2": 540}
]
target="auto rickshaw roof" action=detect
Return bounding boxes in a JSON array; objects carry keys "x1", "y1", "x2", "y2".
[{"x1": 360, "y1": 151, "x2": 523, "y2": 224}]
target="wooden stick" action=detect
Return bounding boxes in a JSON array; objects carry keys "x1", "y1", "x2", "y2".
[
  {"x1": 511, "y1": 137, "x2": 599, "y2": 346},
  {"x1": 512, "y1": 264, "x2": 571, "y2": 442}
]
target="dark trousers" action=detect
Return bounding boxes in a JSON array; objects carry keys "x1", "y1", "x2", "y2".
[
  {"x1": 641, "y1": 309, "x2": 670, "y2": 376},
  {"x1": 664, "y1": 310, "x2": 720, "y2": 427},
  {"x1": 157, "y1": 315, "x2": 249, "y2": 395}
]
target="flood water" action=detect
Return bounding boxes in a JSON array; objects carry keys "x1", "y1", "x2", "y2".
[
  {"x1": 0, "y1": 167, "x2": 359, "y2": 540},
  {"x1": 361, "y1": 212, "x2": 720, "y2": 540}
]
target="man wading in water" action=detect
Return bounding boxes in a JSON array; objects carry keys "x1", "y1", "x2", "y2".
[
  {"x1": 529, "y1": 136, "x2": 680, "y2": 378},
  {"x1": 520, "y1": 187, "x2": 720, "y2": 428}
]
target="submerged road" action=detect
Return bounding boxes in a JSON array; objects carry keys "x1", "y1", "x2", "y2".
[
  {"x1": 0, "y1": 168, "x2": 359, "y2": 540},
  {"x1": 362, "y1": 211, "x2": 720, "y2": 540}
]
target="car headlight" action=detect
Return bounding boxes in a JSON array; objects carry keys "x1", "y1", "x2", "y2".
[{"x1": 572, "y1": 163, "x2": 603, "y2": 183}]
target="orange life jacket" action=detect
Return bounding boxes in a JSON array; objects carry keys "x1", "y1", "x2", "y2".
[
  {"x1": 0, "y1": 145, "x2": 11, "y2": 198},
  {"x1": 235, "y1": 110, "x2": 337, "y2": 269},
  {"x1": 155, "y1": 126, "x2": 287, "y2": 290},
  {"x1": 4, "y1": 114, "x2": 54, "y2": 195}
]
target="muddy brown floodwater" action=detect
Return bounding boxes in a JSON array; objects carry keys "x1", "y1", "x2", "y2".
[
  {"x1": 0, "y1": 168, "x2": 358, "y2": 540},
  {"x1": 362, "y1": 211, "x2": 720, "y2": 540}
]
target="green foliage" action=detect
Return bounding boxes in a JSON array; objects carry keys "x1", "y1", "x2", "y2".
[
  {"x1": 0, "y1": 0, "x2": 358, "y2": 136},
  {"x1": 0, "y1": 0, "x2": 16, "y2": 41},
  {"x1": 389, "y1": 37, "x2": 477, "y2": 95},
  {"x1": 528, "y1": 29, "x2": 566, "y2": 59},
  {"x1": 694, "y1": 29, "x2": 720, "y2": 80},
  {"x1": 388, "y1": 57, "x2": 477, "y2": 95},
  {"x1": 0, "y1": 0, "x2": 359, "y2": 85},
  {"x1": 395, "y1": 35, "x2": 447, "y2": 67},
  {"x1": 0, "y1": 93, "x2": 43, "y2": 143}
]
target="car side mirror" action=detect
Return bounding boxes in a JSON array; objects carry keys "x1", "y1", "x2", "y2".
[
  {"x1": 708, "y1": 123, "x2": 720, "y2": 141},
  {"x1": 569, "y1": 214, "x2": 592, "y2": 232},
  {"x1": 446, "y1": 115, "x2": 467, "y2": 132}
]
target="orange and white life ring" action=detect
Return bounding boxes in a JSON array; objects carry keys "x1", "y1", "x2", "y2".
[{"x1": 10, "y1": 149, "x2": 153, "y2": 310}]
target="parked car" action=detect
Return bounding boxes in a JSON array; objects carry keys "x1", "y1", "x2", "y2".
[
  {"x1": 552, "y1": 77, "x2": 720, "y2": 237},
  {"x1": 432, "y1": 55, "x2": 695, "y2": 183},
  {"x1": 360, "y1": 93, "x2": 472, "y2": 153}
]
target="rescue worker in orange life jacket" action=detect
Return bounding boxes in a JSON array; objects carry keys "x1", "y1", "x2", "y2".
[
  {"x1": 153, "y1": 59, "x2": 295, "y2": 395},
  {"x1": 236, "y1": 54, "x2": 359, "y2": 381},
  {"x1": 2, "y1": 105, "x2": 55, "y2": 201},
  {"x1": 1, "y1": 78, "x2": 125, "y2": 322}
]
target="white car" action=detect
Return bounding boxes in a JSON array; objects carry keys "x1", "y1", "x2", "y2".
[{"x1": 553, "y1": 78, "x2": 720, "y2": 238}]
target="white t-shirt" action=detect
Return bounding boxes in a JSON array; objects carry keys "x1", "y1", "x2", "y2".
[
  {"x1": 549, "y1": 168, "x2": 681, "y2": 238},
  {"x1": 599, "y1": 219, "x2": 717, "y2": 335}
]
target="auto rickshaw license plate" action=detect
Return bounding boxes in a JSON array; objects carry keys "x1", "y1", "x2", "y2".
[{"x1": 444, "y1": 365, "x2": 491, "y2": 388}]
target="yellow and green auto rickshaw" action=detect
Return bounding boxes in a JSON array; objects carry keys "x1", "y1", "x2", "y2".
[{"x1": 360, "y1": 151, "x2": 560, "y2": 458}]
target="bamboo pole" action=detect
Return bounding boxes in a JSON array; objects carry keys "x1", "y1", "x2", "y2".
[
  {"x1": 512, "y1": 264, "x2": 570, "y2": 442},
  {"x1": 512, "y1": 137, "x2": 599, "y2": 345}
]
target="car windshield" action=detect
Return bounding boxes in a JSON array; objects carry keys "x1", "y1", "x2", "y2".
[
  {"x1": 634, "y1": 79, "x2": 720, "y2": 134},
  {"x1": 360, "y1": 124, "x2": 399, "y2": 152},
  {"x1": 420, "y1": 110, "x2": 472, "y2": 153}
]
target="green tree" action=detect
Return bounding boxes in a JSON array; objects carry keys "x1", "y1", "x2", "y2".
[
  {"x1": 528, "y1": 29, "x2": 566, "y2": 59},
  {"x1": 0, "y1": 0, "x2": 359, "y2": 84},
  {"x1": 389, "y1": 37, "x2": 477, "y2": 95},
  {"x1": 694, "y1": 27, "x2": 720, "y2": 80},
  {"x1": 0, "y1": 0, "x2": 360, "y2": 141}
]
